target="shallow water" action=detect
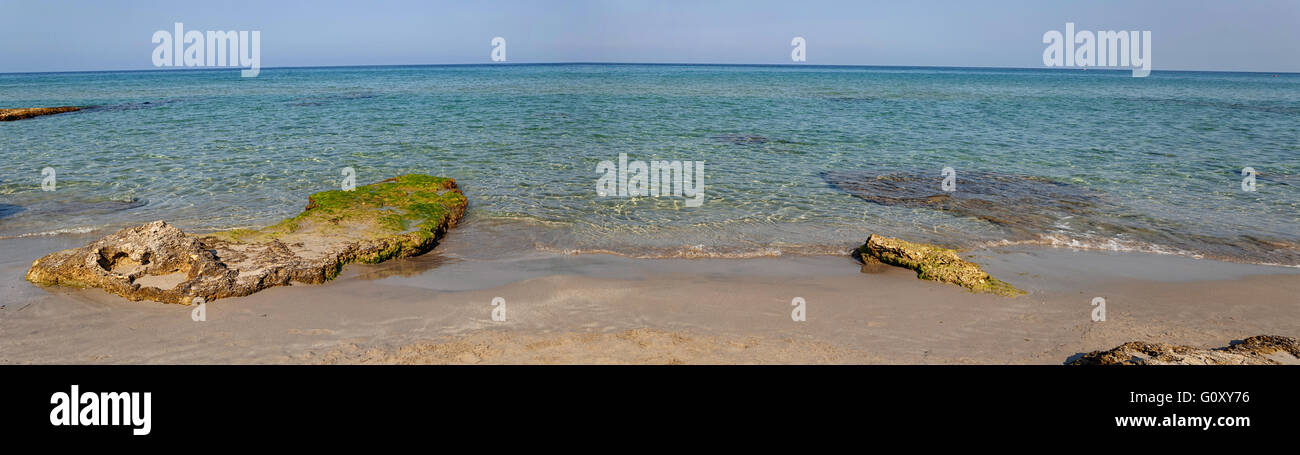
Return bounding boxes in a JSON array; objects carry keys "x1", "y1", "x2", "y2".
[{"x1": 1, "y1": 64, "x2": 1297, "y2": 265}]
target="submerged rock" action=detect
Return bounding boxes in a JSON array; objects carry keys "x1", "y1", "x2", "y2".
[
  {"x1": 0, "y1": 204, "x2": 22, "y2": 219},
  {"x1": 287, "y1": 92, "x2": 377, "y2": 107},
  {"x1": 854, "y1": 234, "x2": 1024, "y2": 296},
  {"x1": 712, "y1": 134, "x2": 770, "y2": 145},
  {"x1": 82, "y1": 99, "x2": 182, "y2": 113},
  {"x1": 823, "y1": 169, "x2": 1106, "y2": 235},
  {"x1": 16, "y1": 197, "x2": 146, "y2": 218},
  {"x1": 823, "y1": 169, "x2": 1300, "y2": 266},
  {"x1": 1070, "y1": 335, "x2": 1300, "y2": 365},
  {"x1": 26, "y1": 174, "x2": 467, "y2": 304},
  {"x1": 0, "y1": 106, "x2": 81, "y2": 121}
]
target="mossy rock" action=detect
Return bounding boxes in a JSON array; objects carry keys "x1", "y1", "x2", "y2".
[
  {"x1": 27, "y1": 174, "x2": 467, "y2": 304},
  {"x1": 855, "y1": 234, "x2": 1024, "y2": 297},
  {"x1": 0, "y1": 106, "x2": 81, "y2": 121},
  {"x1": 206, "y1": 174, "x2": 465, "y2": 254}
]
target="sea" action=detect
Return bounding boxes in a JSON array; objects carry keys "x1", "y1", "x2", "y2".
[{"x1": 2, "y1": 64, "x2": 1298, "y2": 266}]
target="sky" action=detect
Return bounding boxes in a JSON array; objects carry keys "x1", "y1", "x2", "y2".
[{"x1": 1, "y1": 0, "x2": 1297, "y2": 73}]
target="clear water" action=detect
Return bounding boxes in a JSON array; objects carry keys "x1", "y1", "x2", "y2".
[{"x1": 2, "y1": 64, "x2": 1298, "y2": 265}]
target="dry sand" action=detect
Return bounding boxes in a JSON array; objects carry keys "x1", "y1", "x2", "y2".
[{"x1": 1, "y1": 229, "x2": 1297, "y2": 364}]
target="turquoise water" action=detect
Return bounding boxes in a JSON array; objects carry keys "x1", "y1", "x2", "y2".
[{"x1": 2, "y1": 64, "x2": 1298, "y2": 264}]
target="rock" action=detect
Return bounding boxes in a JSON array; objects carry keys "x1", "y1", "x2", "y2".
[
  {"x1": 823, "y1": 170, "x2": 1105, "y2": 235},
  {"x1": 0, "y1": 106, "x2": 81, "y2": 121},
  {"x1": 26, "y1": 174, "x2": 467, "y2": 304},
  {"x1": 1070, "y1": 335, "x2": 1300, "y2": 365},
  {"x1": 824, "y1": 169, "x2": 1300, "y2": 267},
  {"x1": 854, "y1": 234, "x2": 1024, "y2": 296},
  {"x1": 713, "y1": 134, "x2": 769, "y2": 145}
]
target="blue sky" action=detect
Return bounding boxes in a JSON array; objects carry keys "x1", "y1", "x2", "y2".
[{"x1": 1, "y1": 0, "x2": 1297, "y2": 73}]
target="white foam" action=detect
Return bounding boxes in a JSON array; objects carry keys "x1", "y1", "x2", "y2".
[
  {"x1": 1, "y1": 226, "x2": 100, "y2": 239},
  {"x1": 538, "y1": 243, "x2": 853, "y2": 260}
]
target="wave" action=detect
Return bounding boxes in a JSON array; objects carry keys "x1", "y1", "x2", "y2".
[
  {"x1": 978, "y1": 234, "x2": 1300, "y2": 268},
  {"x1": 0, "y1": 226, "x2": 102, "y2": 240},
  {"x1": 978, "y1": 234, "x2": 1200, "y2": 257},
  {"x1": 537, "y1": 234, "x2": 1299, "y2": 268},
  {"x1": 534, "y1": 243, "x2": 854, "y2": 259}
]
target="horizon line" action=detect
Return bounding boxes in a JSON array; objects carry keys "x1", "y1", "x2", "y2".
[{"x1": 1, "y1": 62, "x2": 1297, "y2": 77}]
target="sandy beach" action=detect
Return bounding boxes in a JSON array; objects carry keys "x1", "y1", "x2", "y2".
[
  {"x1": 6, "y1": 2, "x2": 1300, "y2": 443},
  {"x1": 4, "y1": 63, "x2": 1298, "y2": 367},
  {"x1": 3, "y1": 219, "x2": 1296, "y2": 365}
]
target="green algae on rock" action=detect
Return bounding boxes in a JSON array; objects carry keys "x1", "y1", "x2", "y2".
[
  {"x1": 854, "y1": 234, "x2": 1024, "y2": 297},
  {"x1": 26, "y1": 174, "x2": 466, "y2": 304},
  {"x1": 0, "y1": 106, "x2": 81, "y2": 121}
]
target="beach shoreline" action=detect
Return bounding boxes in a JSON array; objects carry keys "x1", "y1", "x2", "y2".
[{"x1": 3, "y1": 225, "x2": 1296, "y2": 365}]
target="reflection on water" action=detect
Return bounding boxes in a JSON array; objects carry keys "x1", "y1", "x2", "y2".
[{"x1": 350, "y1": 252, "x2": 462, "y2": 281}]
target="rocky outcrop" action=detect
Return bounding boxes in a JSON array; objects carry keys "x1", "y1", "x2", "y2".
[
  {"x1": 0, "y1": 106, "x2": 81, "y2": 121},
  {"x1": 26, "y1": 174, "x2": 467, "y2": 304},
  {"x1": 855, "y1": 234, "x2": 1024, "y2": 296},
  {"x1": 1070, "y1": 335, "x2": 1300, "y2": 365}
]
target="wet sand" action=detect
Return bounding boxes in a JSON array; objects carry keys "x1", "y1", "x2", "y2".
[{"x1": 1, "y1": 229, "x2": 1297, "y2": 364}]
